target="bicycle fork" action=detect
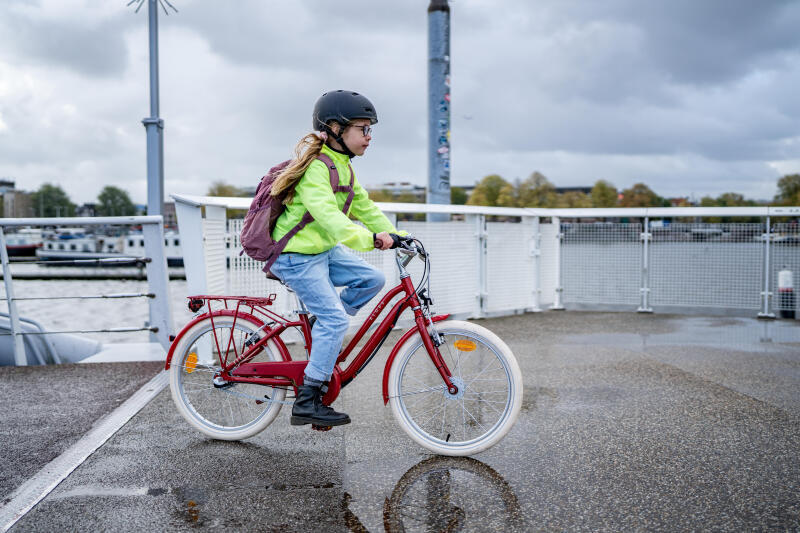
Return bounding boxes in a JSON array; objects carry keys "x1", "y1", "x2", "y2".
[{"x1": 413, "y1": 311, "x2": 457, "y2": 395}]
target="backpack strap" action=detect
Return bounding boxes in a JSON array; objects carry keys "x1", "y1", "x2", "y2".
[
  {"x1": 263, "y1": 154, "x2": 357, "y2": 274},
  {"x1": 316, "y1": 153, "x2": 355, "y2": 214}
]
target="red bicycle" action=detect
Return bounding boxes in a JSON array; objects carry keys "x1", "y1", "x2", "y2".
[{"x1": 166, "y1": 238, "x2": 523, "y2": 456}]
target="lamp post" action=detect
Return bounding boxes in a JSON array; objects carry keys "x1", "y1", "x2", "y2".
[
  {"x1": 129, "y1": 0, "x2": 176, "y2": 217},
  {"x1": 427, "y1": 0, "x2": 451, "y2": 222}
]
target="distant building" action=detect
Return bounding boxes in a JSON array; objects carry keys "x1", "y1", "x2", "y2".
[
  {"x1": 668, "y1": 197, "x2": 693, "y2": 207},
  {"x1": 365, "y1": 182, "x2": 427, "y2": 202},
  {"x1": 163, "y1": 201, "x2": 177, "y2": 229},
  {"x1": 0, "y1": 180, "x2": 15, "y2": 195},
  {"x1": 3, "y1": 190, "x2": 33, "y2": 218},
  {"x1": 76, "y1": 203, "x2": 97, "y2": 218}
]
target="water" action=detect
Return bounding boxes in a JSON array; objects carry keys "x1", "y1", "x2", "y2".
[{"x1": 2, "y1": 274, "x2": 195, "y2": 345}]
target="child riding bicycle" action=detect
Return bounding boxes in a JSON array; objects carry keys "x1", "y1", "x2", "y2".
[{"x1": 268, "y1": 90, "x2": 406, "y2": 428}]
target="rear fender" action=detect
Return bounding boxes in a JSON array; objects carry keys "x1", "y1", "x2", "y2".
[
  {"x1": 164, "y1": 310, "x2": 289, "y2": 369},
  {"x1": 381, "y1": 314, "x2": 450, "y2": 404}
]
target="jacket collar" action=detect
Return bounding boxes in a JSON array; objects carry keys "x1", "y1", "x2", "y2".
[{"x1": 321, "y1": 143, "x2": 352, "y2": 164}]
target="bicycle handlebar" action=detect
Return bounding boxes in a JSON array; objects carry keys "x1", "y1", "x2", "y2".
[
  {"x1": 373, "y1": 233, "x2": 413, "y2": 250},
  {"x1": 373, "y1": 233, "x2": 427, "y2": 258}
]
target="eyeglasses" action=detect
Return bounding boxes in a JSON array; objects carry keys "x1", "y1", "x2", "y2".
[{"x1": 350, "y1": 124, "x2": 372, "y2": 137}]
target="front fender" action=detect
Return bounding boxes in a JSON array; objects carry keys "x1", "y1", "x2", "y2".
[
  {"x1": 382, "y1": 314, "x2": 450, "y2": 404},
  {"x1": 165, "y1": 310, "x2": 288, "y2": 370}
]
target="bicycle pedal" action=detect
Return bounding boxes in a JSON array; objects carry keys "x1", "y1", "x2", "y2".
[{"x1": 311, "y1": 424, "x2": 332, "y2": 432}]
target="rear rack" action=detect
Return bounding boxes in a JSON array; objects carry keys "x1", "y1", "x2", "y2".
[{"x1": 187, "y1": 294, "x2": 276, "y2": 309}]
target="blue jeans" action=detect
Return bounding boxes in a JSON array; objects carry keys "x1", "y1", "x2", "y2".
[{"x1": 271, "y1": 245, "x2": 386, "y2": 382}]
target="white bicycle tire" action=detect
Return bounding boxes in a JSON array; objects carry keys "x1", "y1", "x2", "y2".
[
  {"x1": 388, "y1": 320, "x2": 523, "y2": 456},
  {"x1": 169, "y1": 314, "x2": 286, "y2": 440}
]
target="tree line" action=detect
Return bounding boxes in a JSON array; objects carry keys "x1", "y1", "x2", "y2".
[
  {"x1": 22, "y1": 183, "x2": 137, "y2": 217},
  {"x1": 462, "y1": 172, "x2": 800, "y2": 209}
]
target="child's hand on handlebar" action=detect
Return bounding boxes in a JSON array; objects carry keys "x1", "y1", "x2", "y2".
[
  {"x1": 373, "y1": 232, "x2": 408, "y2": 250},
  {"x1": 373, "y1": 232, "x2": 394, "y2": 250}
]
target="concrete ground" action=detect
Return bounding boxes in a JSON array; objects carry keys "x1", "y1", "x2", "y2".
[{"x1": 1, "y1": 311, "x2": 799, "y2": 532}]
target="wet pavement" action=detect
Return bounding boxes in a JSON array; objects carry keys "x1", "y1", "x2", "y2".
[{"x1": 2, "y1": 312, "x2": 799, "y2": 531}]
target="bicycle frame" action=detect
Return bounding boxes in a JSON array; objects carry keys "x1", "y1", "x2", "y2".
[{"x1": 165, "y1": 269, "x2": 455, "y2": 405}]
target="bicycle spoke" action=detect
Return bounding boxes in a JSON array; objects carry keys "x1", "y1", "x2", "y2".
[
  {"x1": 461, "y1": 399, "x2": 488, "y2": 433},
  {"x1": 403, "y1": 371, "x2": 437, "y2": 391},
  {"x1": 390, "y1": 384, "x2": 447, "y2": 398},
  {"x1": 440, "y1": 393, "x2": 447, "y2": 436},
  {"x1": 417, "y1": 402, "x2": 447, "y2": 430},
  {"x1": 465, "y1": 359, "x2": 503, "y2": 388},
  {"x1": 470, "y1": 398, "x2": 505, "y2": 416},
  {"x1": 463, "y1": 390, "x2": 509, "y2": 396}
]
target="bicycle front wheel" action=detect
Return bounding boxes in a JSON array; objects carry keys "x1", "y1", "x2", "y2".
[
  {"x1": 169, "y1": 314, "x2": 286, "y2": 440},
  {"x1": 387, "y1": 320, "x2": 523, "y2": 456}
]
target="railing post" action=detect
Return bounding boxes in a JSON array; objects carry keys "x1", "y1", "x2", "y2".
[
  {"x1": 174, "y1": 201, "x2": 208, "y2": 296},
  {"x1": 142, "y1": 219, "x2": 174, "y2": 349},
  {"x1": 385, "y1": 212, "x2": 400, "y2": 287},
  {"x1": 551, "y1": 216, "x2": 564, "y2": 310},
  {"x1": 0, "y1": 227, "x2": 27, "y2": 365},
  {"x1": 638, "y1": 216, "x2": 653, "y2": 312},
  {"x1": 759, "y1": 215, "x2": 775, "y2": 318},
  {"x1": 528, "y1": 216, "x2": 541, "y2": 311},
  {"x1": 470, "y1": 214, "x2": 488, "y2": 317}
]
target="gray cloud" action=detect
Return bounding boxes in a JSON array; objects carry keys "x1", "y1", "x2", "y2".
[
  {"x1": 0, "y1": 2, "x2": 136, "y2": 77},
  {"x1": 0, "y1": 0, "x2": 799, "y2": 205}
]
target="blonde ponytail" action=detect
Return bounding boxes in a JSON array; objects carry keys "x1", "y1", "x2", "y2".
[{"x1": 271, "y1": 133, "x2": 326, "y2": 204}]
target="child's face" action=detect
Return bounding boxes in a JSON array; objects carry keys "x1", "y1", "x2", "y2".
[{"x1": 342, "y1": 118, "x2": 373, "y2": 156}]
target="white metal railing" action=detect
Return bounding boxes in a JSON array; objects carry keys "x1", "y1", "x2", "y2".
[
  {"x1": 0, "y1": 216, "x2": 174, "y2": 365},
  {"x1": 172, "y1": 194, "x2": 800, "y2": 321}
]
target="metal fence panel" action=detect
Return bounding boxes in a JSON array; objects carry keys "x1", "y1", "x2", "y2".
[
  {"x1": 650, "y1": 223, "x2": 764, "y2": 309},
  {"x1": 202, "y1": 210, "x2": 227, "y2": 295},
  {"x1": 227, "y1": 219, "x2": 293, "y2": 317},
  {"x1": 486, "y1": 221, "x2": 534, "y2": 313},
  {"x1": 562, "y1": 222, "x2": 642, "y2": 306},
  {"x1": 398, "y1": 220, "x2": 479, "y2": 317},
  {"x1": 770, "y1": 222, "x2": 800, "y2": 315}
]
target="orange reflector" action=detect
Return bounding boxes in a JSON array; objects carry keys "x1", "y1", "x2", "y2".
[
  {"x1": 453, "y1": 340, "x2": 477, "y2": 352},
  {"x1": 185, "y1": 352, "x2": 198, "y2": 373}
]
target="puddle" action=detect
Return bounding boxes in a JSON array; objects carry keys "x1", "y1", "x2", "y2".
[
  {"x1": 562, "y1": 316, "x2": 800, "y2": 353},
  {"x1": 379, "y1": 456, "x2": 524, "y2": 532}
]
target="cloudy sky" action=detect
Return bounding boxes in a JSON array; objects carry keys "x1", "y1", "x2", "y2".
[{"x1": 1, "y1": 0, "x2": 799, "y2": 205}]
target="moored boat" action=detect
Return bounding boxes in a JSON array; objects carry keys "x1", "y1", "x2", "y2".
[{"x1": 4, "y1": 228, "x2": 43, "y2": 257}]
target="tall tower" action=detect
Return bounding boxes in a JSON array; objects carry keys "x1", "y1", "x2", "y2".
[{"x1": 427, "y1": 0, "x2": 451, "y2": 221}]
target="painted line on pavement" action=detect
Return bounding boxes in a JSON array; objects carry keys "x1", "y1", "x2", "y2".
[{"x1": 0, "y1": 370, "x2": 169, "y2": 532}]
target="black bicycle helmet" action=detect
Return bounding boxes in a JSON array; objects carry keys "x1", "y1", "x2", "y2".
[{"x1": 312, "y1": 90, "x2": 378, "y2": 131}]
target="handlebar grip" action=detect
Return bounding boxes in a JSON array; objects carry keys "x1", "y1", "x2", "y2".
[{"x1": 374, "y1": 233, "x2": 414, "y2": 249}]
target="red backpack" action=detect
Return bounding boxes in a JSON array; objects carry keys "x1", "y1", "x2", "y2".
[{"x1": 239, "y1": 153, "x2": 355, "y2": 279}]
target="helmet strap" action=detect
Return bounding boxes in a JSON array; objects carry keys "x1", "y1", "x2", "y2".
[{"x1": 323, "y1": 124, "x2": 356, "y2": 158}]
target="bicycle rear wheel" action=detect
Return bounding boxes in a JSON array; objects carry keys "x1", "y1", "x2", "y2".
[
  {"x1": 387, "y1": 320, "x2": 522, "y2": 456},
  {"x1": 169, "y1": 314, "x2": 286, "y2": 440}
]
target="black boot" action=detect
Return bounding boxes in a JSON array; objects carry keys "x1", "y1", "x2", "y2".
[{"x1": 290, "y1": 381, "x2": 350, "y2": 427}]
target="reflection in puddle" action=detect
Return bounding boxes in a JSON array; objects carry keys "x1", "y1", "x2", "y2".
[
  {"x1": 377, "y1": 456, "x2": 524, "y2": 533},
  {"x1": 565, "y1": 317, "x2": 800, "y2": 353}
]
